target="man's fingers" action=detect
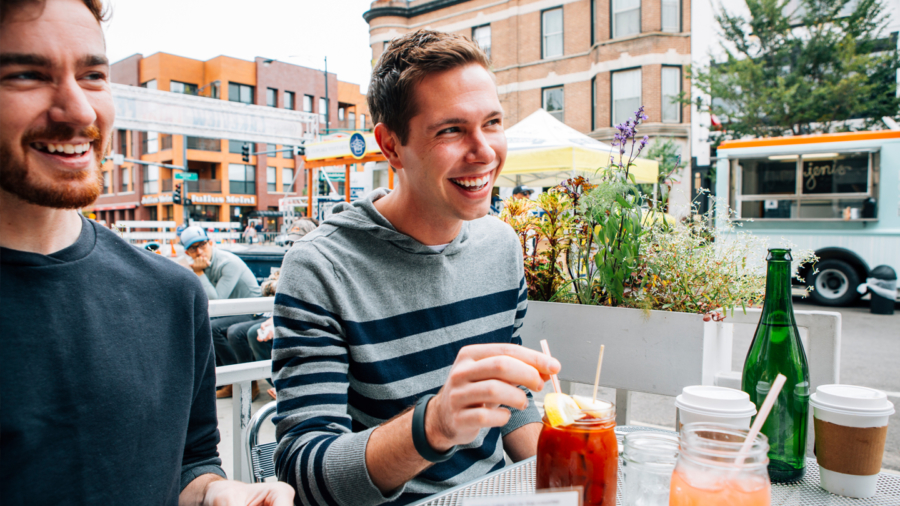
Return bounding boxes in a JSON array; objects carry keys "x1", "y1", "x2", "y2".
[
  {"x1": 450, "y1": 379, "x2": 528, "y2": 410},
  {"x1": 460, "y1": 343, "x2": 560, "y2": 375},
  {"x1": 457, "y1": 406, "x2": 512, "y2": 429},
  {"x1": 458, "y1": 355, "x2": 546, "y2": 392}
]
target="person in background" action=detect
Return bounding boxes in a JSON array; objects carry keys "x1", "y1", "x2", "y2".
[
  {"x1": 181, "y1": 225, "x2": 262, "y2": 398},
  {"x1": 0, "y1": 0, "x2": 292, "y2": 504},
  {"x1": 512, "y1": 185, "x2": 534, "y2": 200}
]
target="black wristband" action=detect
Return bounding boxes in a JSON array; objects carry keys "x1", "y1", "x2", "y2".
[{"x1": 412, "y1": 394, "x2": 458, "y2": 463}]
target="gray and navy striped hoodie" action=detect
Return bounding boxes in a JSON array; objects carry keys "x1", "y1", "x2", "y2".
[{"x1": 272, "y1": 189, "x2": 537, "y2": 506}]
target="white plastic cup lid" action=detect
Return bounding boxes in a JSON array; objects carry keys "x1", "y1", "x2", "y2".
[
  {"x1": 675, "y1": 385, "x2": 758, "y2": 418},
  {"x1": 810, "y1": 384, "x2": 895, "y2": 417}
]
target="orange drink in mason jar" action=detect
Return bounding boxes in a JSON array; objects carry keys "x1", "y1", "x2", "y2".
[
  {"x1": 669, "y1": 423, "x2": 771, "y2": 506},
  {"x1": 536, "y1": 394, "x2": 618, "y2": 506}
]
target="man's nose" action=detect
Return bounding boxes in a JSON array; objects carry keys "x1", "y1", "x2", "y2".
[
  {"x1": 465, "y1": 128, "x2": 496, "y2": 165},
  {"x1": 48, "y1": 76, "x2": 98, "y2": 128}
]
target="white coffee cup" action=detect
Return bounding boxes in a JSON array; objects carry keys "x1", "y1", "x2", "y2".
[
  {"x1": 810, "y1": 384, "x2": 894, "y2": 498},
  {"x1": 674, "y1": 385, "x2": 757, "y2": 430}
]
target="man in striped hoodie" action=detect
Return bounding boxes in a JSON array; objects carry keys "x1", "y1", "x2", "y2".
[{"x1": 273, "y1": 30, "x2": 561, "y2": 505}]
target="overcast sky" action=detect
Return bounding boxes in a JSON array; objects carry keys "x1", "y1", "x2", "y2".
[{"x1": 105, "y1": 0, "x2": 375, "y2": 91}]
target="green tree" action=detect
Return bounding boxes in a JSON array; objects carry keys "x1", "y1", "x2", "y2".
[{"x1": 689, "y1": 0, "x2": 899, "y2": 139}]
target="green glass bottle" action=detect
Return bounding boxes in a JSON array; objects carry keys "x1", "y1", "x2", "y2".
[{"x1": 742, "y1": 248, "x2": 810, "y2": 483}]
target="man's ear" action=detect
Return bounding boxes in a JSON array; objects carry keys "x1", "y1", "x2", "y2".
[{"x1": 374, "y1": 123, "x2": 404, "y2": 171}]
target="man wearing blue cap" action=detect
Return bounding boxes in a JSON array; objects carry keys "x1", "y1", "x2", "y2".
[{"x1": 182, "y1": 226, "x2": 262, "y2": 398}]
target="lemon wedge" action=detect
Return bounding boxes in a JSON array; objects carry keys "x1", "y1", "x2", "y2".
[
  {"x1": 543, "y1": 392, "x2": 583, "y2": 427},
  {"x1": 572, "y1": 395, "x2": 614, "y2": 418}
]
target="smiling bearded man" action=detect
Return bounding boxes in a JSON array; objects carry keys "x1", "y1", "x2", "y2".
[{"x1": 0, "y1": 1, "x2": 293, "y2": 505}]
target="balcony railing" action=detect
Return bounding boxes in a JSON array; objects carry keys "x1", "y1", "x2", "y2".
[
  {"x1": 187, "y1": 137, "x2": 221, "y2": 151},
  {"x1": 161, "y1": 178, "x2": 222, "y2": 193}
]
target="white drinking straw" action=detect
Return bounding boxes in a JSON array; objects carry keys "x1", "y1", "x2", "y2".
[
  {"x1": 735, "y1": 373, "x2": 787, "y2": 467},
  {"x1": 591, "y1": 345, "x2": 605, "y2": 404},
  {"x1": 539, "y1": 339, "x2": 562, "y2": 394}
]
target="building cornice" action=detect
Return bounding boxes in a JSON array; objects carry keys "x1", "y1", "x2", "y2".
[{"x1": 363, "y1": 0, "x2": 473, "y2": 23}]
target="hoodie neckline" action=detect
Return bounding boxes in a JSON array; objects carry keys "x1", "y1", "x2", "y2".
[{"x1": 324, "y1": 188, "x2": 470, "y2": 256}]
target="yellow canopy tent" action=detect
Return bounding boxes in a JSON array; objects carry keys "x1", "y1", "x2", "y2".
[{"x1": 497, "y1": 109, "x2": 659, "y2": 187}]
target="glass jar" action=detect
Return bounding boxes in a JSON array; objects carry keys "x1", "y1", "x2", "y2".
[
  {"x1": 536, "y1": 406, "x2": 617, "y2": 506},
  {"x1": 622, "y1": 432, "x2": 679, "y2": 506},
  {"x1": 669, "y1": 423, "x2": 771, "y2": 506}
]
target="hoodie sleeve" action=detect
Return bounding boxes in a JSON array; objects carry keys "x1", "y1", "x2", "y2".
[{"x1": 272, "y1": 244, "x2": 406, "y2": 506}]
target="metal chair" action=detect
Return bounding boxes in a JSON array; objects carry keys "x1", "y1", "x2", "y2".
[{"x1": 244, "y1": 400, "x2": 278, "y2": 483}]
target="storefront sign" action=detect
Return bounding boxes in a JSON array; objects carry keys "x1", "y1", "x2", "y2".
[
  {"x1": 349, "y1": 132, "x2": 366, "y2": 159},
  {"x1": 191, "y1": 194, "x2": 225, "y2": 204},
  {"x1": 306, "y1": 132, "x2": 380, "y2": 161},
  {"x1": 141, "y1": 194, "x2": 173, "y2": 205},
  {"x1": 225, "y1": 195, "x2": 256, "y2": 205}
]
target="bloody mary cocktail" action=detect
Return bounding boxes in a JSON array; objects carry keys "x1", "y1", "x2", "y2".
[{"x1": 536, "y1": 409, "x2": 618, "y2": 506}]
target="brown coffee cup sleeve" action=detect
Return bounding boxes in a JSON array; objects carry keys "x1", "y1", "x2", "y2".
[{"x1": 814, "y1": 418, "x2": 888, "y2": 476}]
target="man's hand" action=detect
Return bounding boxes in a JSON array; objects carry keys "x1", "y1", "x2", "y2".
[
  {"x1": 257, "y1": 318, "x2": 274, "y2": 342},
  {"x1": 191, "y1": 254, "x2": 211, "y2": 274},
  {"x1": 202, "y1": 480, "x2": 294, "y2": 506},
  {"x1": 425, "y1": 343, "x2": 560, "y2": 451}
]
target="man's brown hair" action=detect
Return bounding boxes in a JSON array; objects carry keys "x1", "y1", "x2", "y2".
[
  {"x1": 1, "y1": 0, "x2": 108, "y2": 24},
  {"x1": 367, "y1": 29, "x2": 492, "y2": 145}
]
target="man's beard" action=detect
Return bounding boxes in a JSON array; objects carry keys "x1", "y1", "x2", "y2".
[{"x1": 0, "y1": 124, "x2": 105, "y2": 209}]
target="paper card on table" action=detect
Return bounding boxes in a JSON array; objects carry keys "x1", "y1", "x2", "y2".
[{"x1": 461, "y1": 490, "x2": 580, "y2": 506}]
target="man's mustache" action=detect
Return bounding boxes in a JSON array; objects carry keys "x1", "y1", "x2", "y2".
[{"x1": 22, "y1": 124, "x2": 101, "y2": 144}]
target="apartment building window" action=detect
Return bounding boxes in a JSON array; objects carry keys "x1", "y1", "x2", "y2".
[
  {"x1": 143, "y1": 165, "x2": 159, "y2": 194},
  {"x1": 542, "y1": 86, "x2": 564, "y2": 122},
  {"x1": 229, "y1": 140, "x2": 252, "y2": 155},
  {"x1": 349, "y1": 112, "x2": 356, "y2": 129},
  {"x1": 662, "y1": 66, "x2": 682, "y2": 123},
  {"x1": 283, "y1": 168, "x2": 294, "y2": 192},
  {"x1": 145, "y1": 131, "x2": 158, "y2": 154},
  {"x1": 612, "y1": 0, "x2": 641, "y2": 38},
  {"x1": 303, "y1": 95, "x2": 313, "y2": 113},
  {"x1": 361, "y1": 114, "x2": 366, "y2": 129},
  {"x1": 228, "y1": 82, "x2": 254, "y2": 104},
  {"x1": 141, "y1": 79, "x2": 157, "y2": 90},
  {"x1": 283, "y1": 145, "x2": 293, "y2": 158},
  {"x1": 102, "y1": 171, "x2": 110, "y2": 194},
  {"x1": 338, "y1": 107, "x2": 345, "y2": 122},
  {"x1": 266, "y1": 143, "x2": 277, "y2": 156},
  {"x1": 121, "y1": 167, "x2": 129, "y2": 192},
  {"x1": 319, "y1": 98, "x2": 328, "y2": 123},
  {"x1": 267, "y1": 88, "x2": 277, "y2": 107},
  {"x1": 591, "y1": 77, "x2": 597, "y2": 130},
  {"x1": 662, "y1": 0, "x2": 680, "y2": 32},
  {"x1": 472, "y1": 24, "x2": 492, "y2": 60},
  {"x1": 612, "y1": 68, "x2": 642, "y2": 126},
  {"x1": 228, "y1": 164, "x2": 256, "y2": 194},
  {"x1": 285, "y1": 91, "x2": 295, "y2": 110},
  {"x1": 170, "y1": 81, "x2": 198, "y2": 95},
  {"x1": 542, "y1": 8, "x2": 563, "y2": 58},
  {"x1": 267, "y1": 166, "x2": 277, "y2": 192},
  {"x1": 118, "y1": 129, "x2": 127, "y2": 157}
]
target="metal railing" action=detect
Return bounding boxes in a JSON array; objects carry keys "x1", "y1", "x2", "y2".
[
  {"x1": 161, "y1": 178, "x2": 222, "y2": 193},
  {"x1": 211, "y1": 297, "x2": 275, "y2": 483},
  {"x1": 187, "y1": 136, "x2": 221, "y2": 151}
]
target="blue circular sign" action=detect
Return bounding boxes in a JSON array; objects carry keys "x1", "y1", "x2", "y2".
[{"x1": 349, "y1": 132, "x2": 366, "y2": 159}]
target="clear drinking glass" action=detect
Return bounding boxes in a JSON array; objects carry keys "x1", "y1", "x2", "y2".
[
  {"x1": 622, "y1": 432, "x2": 679, "y2": 506},
  {"x1": 669, "y1": 423, "x2": 771, "y2": 506}
]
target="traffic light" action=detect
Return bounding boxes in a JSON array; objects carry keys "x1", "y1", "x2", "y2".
[
  {"x1": 241, "y1": 143, "x2": 250, "y2": 162},
  {"x1": 173, "y1": 183, "x2": 182, "y2": 205},
  {"x1": 184, "y1": 197, "x2": 192, "y2": 206},
  {"x1": 293, "y1": 145, "x2": 305, "y2": 157}
]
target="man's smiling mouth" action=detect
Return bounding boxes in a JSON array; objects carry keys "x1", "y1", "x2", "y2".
[
  {"x1": 449, "y1": 173, "x2": 491, "y2": 192},
  {"x1": 31, "y1": 142, "x2": 92, "y2": 157}
]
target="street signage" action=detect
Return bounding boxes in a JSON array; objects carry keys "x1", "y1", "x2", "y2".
[
  {"x1": 111, "y1": 153, "x2": 125, "y2": 165},
  {"x1": 175, "y1": 172, "x2": 199, "y2": 181}
]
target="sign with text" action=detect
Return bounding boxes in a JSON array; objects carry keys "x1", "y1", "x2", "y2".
[
  {"x1": 306, "y1": 132, "x2": 381, "y2": 161},
  {"x1": 461, "y1": 491, "x2": 580, "y2": 506},
  {"x1": 175, "y1": 172, "x2": 199, "y2": 181}
]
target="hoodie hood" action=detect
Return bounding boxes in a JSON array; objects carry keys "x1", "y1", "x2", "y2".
[{"x1": 323, "y1": 188, "x2": 470, "y2": 256}]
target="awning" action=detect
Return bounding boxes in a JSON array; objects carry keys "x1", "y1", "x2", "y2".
[
  {"x1": 248, "y1": 210, "x2": 285, "y2": 217},
  {"x1": 89, "y1": 202, "x2": 138, "y2": 211}
]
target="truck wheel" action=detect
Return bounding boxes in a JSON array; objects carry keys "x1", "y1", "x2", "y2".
[{"x1": 809, "y1": 259, "x2": 861, "y2": 306}]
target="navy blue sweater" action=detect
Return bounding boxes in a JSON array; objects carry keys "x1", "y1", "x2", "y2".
[{"x1": 0, "y1": 217, "x2": 225, "y2": 505}]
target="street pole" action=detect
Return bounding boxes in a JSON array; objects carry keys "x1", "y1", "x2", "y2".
[
  {"x1": 182, "y1": 134, "x2": 190, "y2": 227},
  {"x1": 324, "y1": 56, "x2": 329, "y2": 134}
]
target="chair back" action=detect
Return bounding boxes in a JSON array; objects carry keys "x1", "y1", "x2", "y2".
[{"x1": 244, "y1": 400, "x2": 278, "y2": 483}]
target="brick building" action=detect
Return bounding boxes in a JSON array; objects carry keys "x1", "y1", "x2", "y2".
[
  {"x1": 364, "y1": 0, "x2": 693, "y2": 202},
  {"x1": 90, "y1": 52, "x2": 368, "y2": 227}
]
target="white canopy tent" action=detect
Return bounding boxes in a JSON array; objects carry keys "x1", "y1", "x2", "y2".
[{"x1": 496, "y1": 109, "x2": 658, "y2": 188}]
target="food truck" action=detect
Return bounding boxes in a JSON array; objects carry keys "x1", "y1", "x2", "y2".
[{"x1": 715, "y1": 131, "x2": 900, "y2": 306}]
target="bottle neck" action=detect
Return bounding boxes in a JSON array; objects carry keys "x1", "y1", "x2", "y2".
[{"x1": 761, "y1": 260, "x2": 794, "y2": 325}]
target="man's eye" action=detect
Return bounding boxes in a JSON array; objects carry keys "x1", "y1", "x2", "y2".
[
  {"x1": 4, "y1": 71, "x2": 44, "y2": 81},
  {"x1": 485, "y1": 119, "x2": 501, "y2": 127},
  {"x1": 439, "y1": 127, "x2": 461, "y2": 135},
  {"x1": 83, "y1": 71, "x2": 107, "y2": 81}
]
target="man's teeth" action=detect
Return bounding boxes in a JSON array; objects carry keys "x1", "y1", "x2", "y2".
[
  {"x1": 34, "y1": 142, "x2": 92, "y2": 154},
  {"x1": 451, "y1": 175, "x2": 491, "y2": 189}
]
